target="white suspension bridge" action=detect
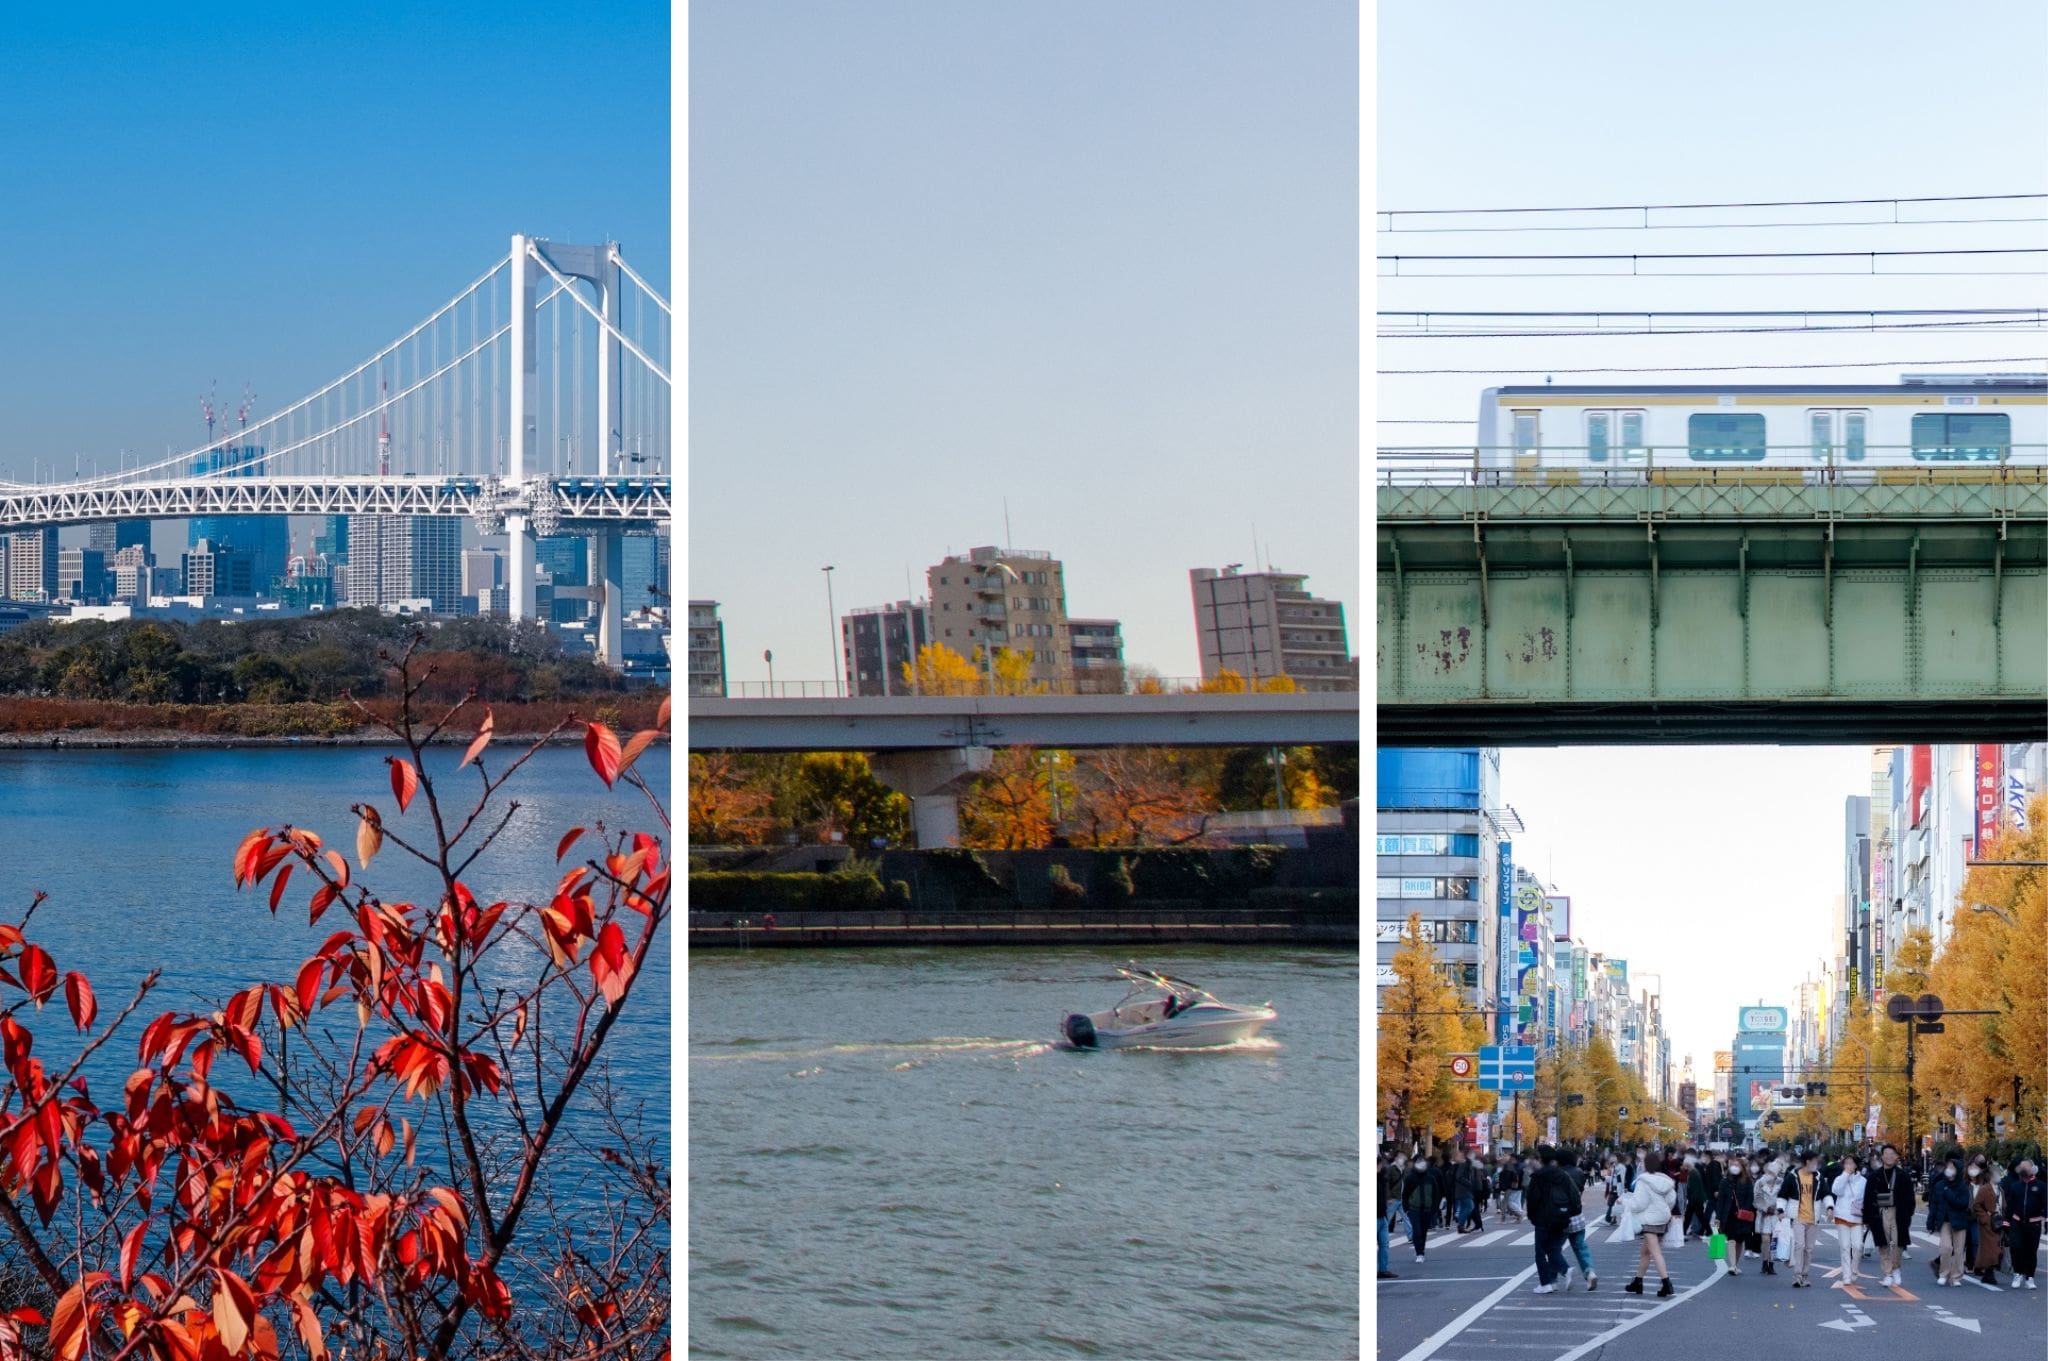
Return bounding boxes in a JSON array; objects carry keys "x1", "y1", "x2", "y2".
[{"x1": 5, "y1": 235, "x2": 671, "y2": 666}]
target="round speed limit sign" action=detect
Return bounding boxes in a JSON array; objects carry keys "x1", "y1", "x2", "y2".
[{"x1": 1449, "y1": 1055, "x2": 1475, "y2": 1079}]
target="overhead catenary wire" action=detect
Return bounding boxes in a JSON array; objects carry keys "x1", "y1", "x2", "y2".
[
  {"x1": 1379, "y1": 192, "x2": 2048, "y2": 218},
  {"x1": 1378, "y1": 214, "x2": 2048, "y2": 234},
  {"x1": 1381, "y1": 309, "x2": 2048, "y2": 320},
  {"x1": 1380, "y1": 357, "x2": 2048, "y2": 374},
  {"x1": 1380, "y1": 318, "x2": 2048, "y2": 339},
  {"x1": 1379, "y1": 247, "x2": 2047, "y2": 263}
]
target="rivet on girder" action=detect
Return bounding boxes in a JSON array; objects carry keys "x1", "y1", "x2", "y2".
[{"x1": 1907, "y1": 535, "x2": 1921, "y2": 617}]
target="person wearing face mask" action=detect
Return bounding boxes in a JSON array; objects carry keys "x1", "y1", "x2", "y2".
[
  {"x1": 1713, "y1": 1156, "x2": 1756, "y2": 1275},
  {"x1": 1402, "y1": 1153, "x2": 1440, "y2": 1265},
  {"x1": 1999, "y1": 1158, "x2": 2045, "y2": 1288},
  {"x1": 1751, "y1": 1151, "x2": 1783, "y2": 1276},
  {"x1": 1925, "y1": 1156, "x2": 1973, "y2": 1287},
  {"x1": 1970, "y1": 1160, "x2": 2005, "y2": 1286},
  {"x1": 1777, "y1": 1149, "x2": 1825, "y2": 1287},
  {"x1": 1619, "y1": 1148, "x2": 1679, "y2": 1297},
  {"x1": 1861, "y1": 1143, "x2": 1917, "y2": 1288},
  {"x1": 1829, "y1": 1153, "x2": 1867, "y2": 1288}
]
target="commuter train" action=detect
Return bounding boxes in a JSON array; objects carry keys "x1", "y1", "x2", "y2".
[{"x1": 1472, "y1": 373, "x2": 2046, "y2": 480}]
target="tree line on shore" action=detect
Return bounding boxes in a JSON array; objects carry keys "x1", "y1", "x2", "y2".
[{"x1": 0, "y1": 612, "x2": 627, "y2": 707}]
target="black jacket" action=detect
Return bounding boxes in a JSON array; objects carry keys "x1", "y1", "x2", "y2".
[
  {"x1": 2000, "y1": 1171, "x2": 2047, "y2": 1224},
  {"x1": 1403, "y1": 1167, "x2": 1440, "y2": 1214},
  {"x1": 1452, "y1": 1161, "x2": 1488, "y2": 1199},
  {"x1": 1713, "y1": 1175, "x2": 1754, "y2": 1229},
  {"x1": 1861, "y1": 1165, "x2": 1917, "y2": 1246},
  {"x1": 1926, "y1": 1172, "x2": 1973, "y2": 1232},
  {"x1": 1526, "y1": 1165, "x2": 1577, "y2": 1231}
]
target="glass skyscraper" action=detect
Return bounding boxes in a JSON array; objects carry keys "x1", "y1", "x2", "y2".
[{"x1": 188, "y1": 444, "x2": 289, "y2": 591}]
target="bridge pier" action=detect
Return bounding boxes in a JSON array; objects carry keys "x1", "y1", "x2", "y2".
[
  {"x1": 869, "y1": 748, "x2": 994, "y2": 848},
  {"x1": 588, "y1": 528, "x2": 624, "y2": 669},
  {"x1": 506, "y1": 516, "x2": 538, "y2": 624}
]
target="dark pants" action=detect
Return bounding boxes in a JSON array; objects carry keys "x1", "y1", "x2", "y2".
[
  {"x1": 1406, "y1": 1206, "x2": 1434, "y2": 1258},
  {"x1": 1455, "y1": 1193, "x2": 1476, "y2": 1230},
  {"x1": 1685, "y1": 1203, "x2": 1710, "y2": 1238},
  {"x1": 1533, "y1": 1224, "x2": 1571, "y2": 1285},
  {"x1": 1378, "y1": 1213, "x2": 1391, "y2": 1275},
  {"x1": 2012, "y1": 1221, "x2": 2042, "y2": 1278}
]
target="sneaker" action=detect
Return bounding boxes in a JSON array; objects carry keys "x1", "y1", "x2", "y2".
[
  {"x1": 1533, "y1": 1284, "x2": 1555, "y2": 1295},
  {"x1": 2027, "y1": 1279, "x2": 2038, "y2": 1290},
  {"x1": 1586, "y1": 1272, "x2": 1598, "y2": 1291},
  {"x1": 1378, "y1": 1271, "x2": 1398, "y2": 1279},
  {"x1": 1561, "y1": 1267, "x2": 1574, "y2": 1290},
  {"x1": 1415, "y1": 1255, "x2": 1426, "y2": 1264}
]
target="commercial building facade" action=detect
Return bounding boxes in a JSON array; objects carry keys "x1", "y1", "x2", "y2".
[
  {"x1": 687, "y1": 600, "x2": 727, "y2": 698},
  {"x1": 343, "y1": 516, "x2": 462, "y2": 614},
  {"x1": 842, "y1": 601, "x2": 929, "y2": 697},
  {"x1": 1375, "y1": 748, "x2": 1502, "y2": 1025},
  {"x1": 927, "y1": 548, "x2": 1069, "y2": 687}
]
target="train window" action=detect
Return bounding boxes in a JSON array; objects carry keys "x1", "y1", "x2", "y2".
[
  {"x1": 1911, "y1": 412, "x2": 2010, "y2": 461},
  {"x1": 1687, "y1": 412, "x2": 1767, "y2": 461},
  {"x1": 1583, "y1": 410, "x2": 1648, "y2": 464},
  {"x1": 1807, "y1": 409, "x2": 1870, "y2": 463}
]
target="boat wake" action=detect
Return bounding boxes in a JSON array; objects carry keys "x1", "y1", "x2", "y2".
[
  {"x1": 697, "y1": 1037, "x2": 1055, "y2": 1068},
  {"x1": 1054, "y1": 1035, "x2": 1281, "y2": 1055}
]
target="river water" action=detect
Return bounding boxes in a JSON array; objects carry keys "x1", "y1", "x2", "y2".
[
  {"x1": 0, "y1": 743, "x2": 671, "y2": 1170},
  {"x1": 689, "y1": 946, "x2": 1359, "y2": 1360}
]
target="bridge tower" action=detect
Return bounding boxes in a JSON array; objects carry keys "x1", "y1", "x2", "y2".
[{"x1": 505, "y1": 234, "x2": 628, "y2": 667}]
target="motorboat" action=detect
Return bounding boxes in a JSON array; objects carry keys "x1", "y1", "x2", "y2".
[{"x1": 1061, "y1": 966, "x2": 1275, "y2": 1049}]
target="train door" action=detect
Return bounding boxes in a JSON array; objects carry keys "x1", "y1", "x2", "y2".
[
  {"x1": 1586, "y1": 409, "x2": 1649, "y2": 472},
  {"x1": 1808, "y1": 409, "x2": 1869, "y2": 477},
  {"x1": 1510, "y1": 409, "x2": 1541, "y2": 475}
]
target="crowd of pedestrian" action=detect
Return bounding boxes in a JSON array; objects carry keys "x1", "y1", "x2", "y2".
[{"x1": 1376, "y1": 1139, "x2": 2047, "y2": 1300}]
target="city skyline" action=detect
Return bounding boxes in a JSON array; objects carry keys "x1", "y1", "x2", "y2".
[{"x1": 690, "y1": 0, "x2": 1359, "y2": 683}]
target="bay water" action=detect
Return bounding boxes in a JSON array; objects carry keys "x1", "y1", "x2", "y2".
[{"x1": 690, "y1": 946, "x2": 1359, "y2": 1360}]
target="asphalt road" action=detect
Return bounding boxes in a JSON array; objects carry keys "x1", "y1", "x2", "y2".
[{"x1": 1377, "y1": 1212, "x2": 2048, "y2": 1360}]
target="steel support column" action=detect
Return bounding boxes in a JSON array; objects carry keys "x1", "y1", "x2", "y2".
[{"x1": 507, "y1": 235, "x2": 540, "y2": 623}]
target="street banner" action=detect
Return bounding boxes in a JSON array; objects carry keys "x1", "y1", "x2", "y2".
[
  {"x1": 1497, "y1": 843, "x2": 1514, "y2": 1042},
  {"x1": 1976, "y1": 745, "x2": 2003, "y2": 850},
  {"x1": 1546, "y1": 1116, "x2": 1558, "y2": 1144}
]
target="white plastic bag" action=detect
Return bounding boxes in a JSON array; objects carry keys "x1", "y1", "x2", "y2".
[
  {"x1": 1617, "y1": 1204, "x2": 1638, "y2": 1239},
  {"x1": 1663, "y1": 1213, "x2": 1685, "y2": 1252},
  {"x1": 1774, "y1": 1220, "x2": 1792, "y2": 1263}
]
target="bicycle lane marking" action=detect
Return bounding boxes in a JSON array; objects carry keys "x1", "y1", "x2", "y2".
[
  {"x1": 1392, "y1": 1264, "x2": 1540, "y2": 1361},
  {"x1": 1549, "y1": 1262, "x2": 1729, "y2": 1361}
]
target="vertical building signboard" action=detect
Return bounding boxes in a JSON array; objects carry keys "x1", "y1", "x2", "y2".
[
  {"x1": 2006, "y1": 744, "x2": 2032, "y2": 833},
  {"x1": 1496, "y1": 842, "x2": 1514, "y2": 1042},
  {"x1": 1975, "y1": 745, "x2": 2003, "y2": 851}
]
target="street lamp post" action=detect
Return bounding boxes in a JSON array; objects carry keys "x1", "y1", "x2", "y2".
[
  {"x1": 1267, "y1": 747, "x2": 1288, "y2": 811},
  {"x1": 764, "y1": 649, "x2": 774, "y2": 696},
  {"x1": 822, "y1": 566, "x2": 840, "y2": 698}
]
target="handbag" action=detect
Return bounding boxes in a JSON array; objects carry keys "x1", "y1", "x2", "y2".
[
  {"x1": 1708, "y1": 1232, "x2": 1728, "y2": 1260},
  {"x1": 1736, "y1": 1208, "x2": 1756, "y2": 1223},
  {"x1": 1663, "y1": 1214, "x2": 1684, "y2": 1252}
]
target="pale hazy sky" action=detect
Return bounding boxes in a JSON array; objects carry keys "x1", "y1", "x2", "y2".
[
  {"x1": 691, "y1": 1, "x2": 1359, "y2": 686},
  {"x1": 1500, "y1": 747, "x2": 1874, "y2": 1081}
]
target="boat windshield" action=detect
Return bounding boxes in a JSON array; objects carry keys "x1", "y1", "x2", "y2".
[{"x1": 1113, "y1": 966, "x2": 1214, "y2": 1008}]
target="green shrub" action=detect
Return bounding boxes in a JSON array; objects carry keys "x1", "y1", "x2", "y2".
[
  {"x1": 1100, "y1": 855, "x2": 1135, "y2": 908},
  {"x1": 888, "y1": 879, "x2": 913, "y2": 909},
  {"x1": 688, "y1": 867, "x2": 886, "y2": 913},
  {"x1": 920, "y1": 848, "x2": 1007, "y2": 902}
]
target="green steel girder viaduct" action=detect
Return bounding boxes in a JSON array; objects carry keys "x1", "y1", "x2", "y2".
[{"x1": 1377, "y1": 479, "x2": 2048, "y2": 745}]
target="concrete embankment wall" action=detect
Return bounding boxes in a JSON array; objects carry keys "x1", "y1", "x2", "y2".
[{"x1": 687, "y1": 905, "x2": 1358, "y2": 949}]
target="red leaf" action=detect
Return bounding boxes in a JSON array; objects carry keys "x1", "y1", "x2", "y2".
[
  {"x1": 212, "y1": 1266, "x2": 254, "y2": 1354},
  {"x1": 584, "y1": 722, "x2": 623, "y2": 788},
  {"x1": 232, "y1": 828, "x2": 269, "y2": 888},
  {"x1": 119, "y1": 1219, "x2": 147, "y2": 1290},
  {"x1": 268, "y1": 862, "x2": 294, "y2": 913},
  {"x1": 295, "y1": 958, "x2": 325, "y2": 1019},
  {"x1": 62, "y1": 972, "x2": 95, "y2": 1031},
  {"x1": 618, "y1": 728, "x2": 661, "y2": 780},
  {"x1": 556, "y1": 827, "x2": 587, "y2": 863},
  {"x1": 19, "y1": 946, "x2": 55, "y2": 1008},
  {"x1": 388, "y1": 757, "x2": 419, "y2": 813},
  {"x1": 590, "y1": 922, "x2": 630, "y2": 1008},
  {"x1": 459, "y1": 708, "x2": 494, "y2": 770}
]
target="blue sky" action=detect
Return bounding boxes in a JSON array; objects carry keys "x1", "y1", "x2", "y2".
[
  {"x1": 1381, "y1": 0, "x2": 2047, "y2": 1074},
  {"x1": 690, "y1": 0, "x2": 1360, "y2": 685},
  {"x1": 0, "y1": 1, "x2": 668, "y2": 486}
]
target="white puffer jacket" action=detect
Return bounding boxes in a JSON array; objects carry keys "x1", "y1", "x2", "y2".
[{"x1": 1623, "y1": 1170, "x2": 1678, "y2": 1227}]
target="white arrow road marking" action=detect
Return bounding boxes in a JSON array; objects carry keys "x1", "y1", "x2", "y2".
[
  {"x1": 1818, "y1": 1303, "x2": 1877, "y2": 1331},
  {"x1": 1925, "y1": 1304, "x2": 1982, "y2": 1332}
]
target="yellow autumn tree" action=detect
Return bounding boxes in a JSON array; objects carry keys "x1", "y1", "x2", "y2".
[
  {"x1": 1923, "y1": 795, "x2": 2047, "y2": 1141},
  {"x1": 1378, "y1": 913, "x2": 1491, "y2": 1151},
  {"x1": 903, "y1": 642, "x2": 984, "y2": 696},
  {"x1": 1192, "y1": 668, "x2": 1299, "y2": 695},
  {"x1": 958, "y1": 747, "x2": 1056, "y2": 849}
]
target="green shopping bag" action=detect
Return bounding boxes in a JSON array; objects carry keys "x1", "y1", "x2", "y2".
[{"x1": 1707, "y1": 1232, "x2": 1728, "y2": 1261}]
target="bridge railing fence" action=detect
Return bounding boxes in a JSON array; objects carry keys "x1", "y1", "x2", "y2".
[
  {"x1": 718, "y1": 675, "x2": 1358, "y2": 699},
  {"x1": 1377, "y1": 443, "x2": 2048, "y2": 487}
]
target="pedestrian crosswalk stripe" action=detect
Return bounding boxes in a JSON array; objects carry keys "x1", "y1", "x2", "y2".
[
  {"x1": 1511, "y1": 1233, "x2": 1534, "y2": 1246},
  {"x1": 1464, "y1": 1230, "x2": 1517, "y2": 1247}
]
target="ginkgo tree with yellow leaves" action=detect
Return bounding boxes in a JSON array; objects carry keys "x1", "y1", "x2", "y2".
[{"x1": 1377, "y1": 914, "x2": 1493, "y2": 1151}]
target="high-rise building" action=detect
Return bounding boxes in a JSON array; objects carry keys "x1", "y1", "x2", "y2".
[
  {"x1": 313, "y1": 516, "x2": 349, "y2": 570},
  {"x1": 181, "y1": 539, "x2": 255, "y2": 598},
  {"x1": 1067, "y1": 618, "x2": 1126, "y2": 694},
  {"x1": 110, "y1": 544, "x2": 151, "y2": 603},
  {"x1": 343, "y1": 517, "x2": 462, "y2": 613},
  {"x1": 927, "y1": 548, "x2": 1068, "y2": 688},
  {"x1": 86, "y1": 521, "x2": 150, "y2": 558},
  {"x1": 188, "y1": 444, "x2": 289, "y2": 591},
  {"x1": 842, "y1": 601, "x2": 929, "y2": 697},
  {"x1": 1731, "y1": 1005, "x2": 1789, "y2": 1135},
  {"x1": 1189, "y1": 565, "x2": 1353, "y2": 691},
  {"x1": 1375, "y1": 748, "x2": 1503, "y2": 1027},
  {"x1": 621, "y1": 531, "x2": 666, "y2": 617},
  {"x1": 462, "y1": 549, "x2": 502, "y2": 601},
  {"x1": 6, "y1": 528, "x2": 59, "y2": 602},
  {"x1": 537, "y1": 536, "x2": 591, "y2": 625},
  {"x1": 688, "y1": 600, "x2": 727, "y2": 698},
  {"x1": 57, "y1": 548, "x2": 107, "y2": 602}
]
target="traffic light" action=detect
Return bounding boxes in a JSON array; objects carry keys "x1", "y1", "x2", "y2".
[{"x1": 1809, "y1": 1082, "x2": 1828, "y2": 1097}]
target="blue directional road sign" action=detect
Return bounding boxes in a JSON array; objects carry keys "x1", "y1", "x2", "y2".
[{"x1": 1479, "y1": 1045, "x2": 1537, "y2": 1092}]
